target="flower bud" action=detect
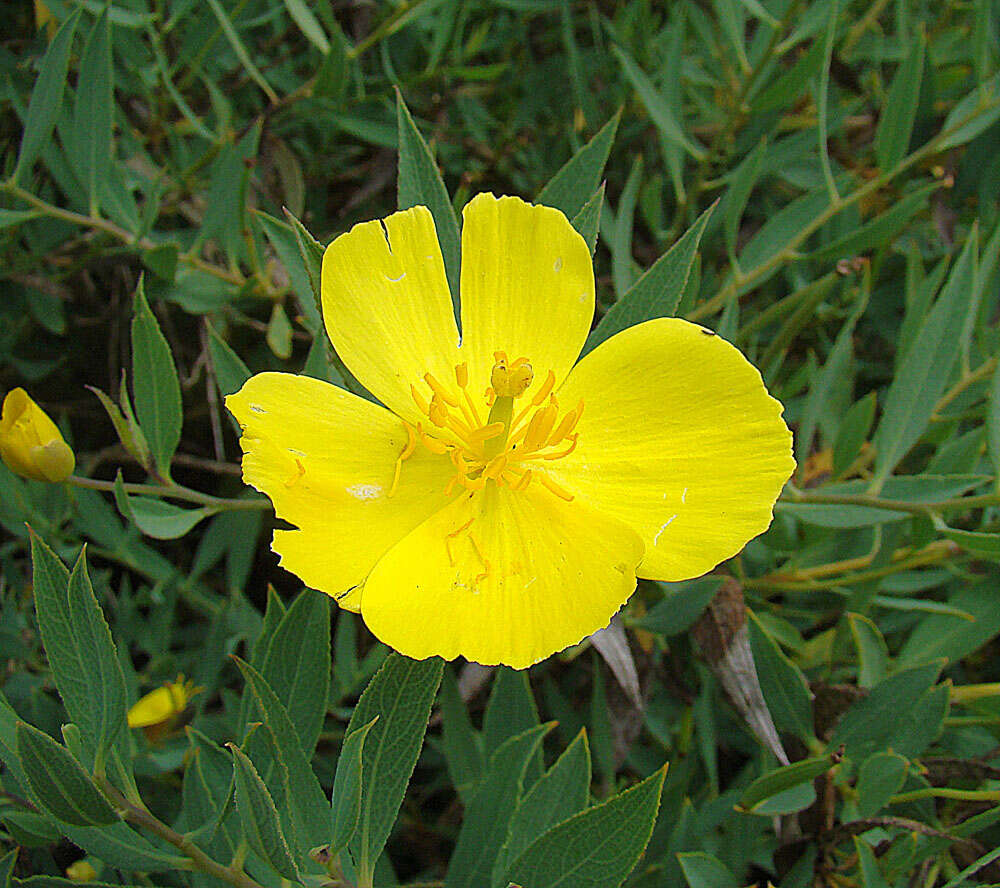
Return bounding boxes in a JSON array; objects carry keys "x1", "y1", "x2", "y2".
[
  {"x1": 0, "y1": 388, "x2": 75, "y2": 483},
  {"x1": 127, "y1": 677, "x2": 199, "y2": 729}
]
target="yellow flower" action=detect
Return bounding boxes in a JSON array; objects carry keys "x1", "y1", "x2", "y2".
[
  {"x1": 65, "y1": 861, "x2": 98, "y2": 883},
  {"x1": 127, "y1": 677, "x2": 199, "y2": 729},
  {"x1": 227, "y1": 194, "x2": 794, "y2": 668},
  {"x1": 0, "y1": 388, "x2": 75, "y2": 483}
]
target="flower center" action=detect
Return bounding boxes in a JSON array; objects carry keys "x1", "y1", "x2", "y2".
[{"x1": 390, "y1": 351, "x2": 583, "y2": 501}]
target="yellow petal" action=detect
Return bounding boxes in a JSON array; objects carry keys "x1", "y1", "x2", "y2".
[
  {"x1": 127, "y1": 683, "x2": 188, "y2": 728},
  {"x1": 226, "y1": 372, "x2": 457, "y2": 609},
  {"x1": 321, "y1": 206, "x2": 461, "y2": 423},
  {"x1": 0, "y1": 388, "x2": 75, "y2": 483},
  {"x1": 459, "y1": 194, "x2": 594, "y2": 401},
  {"x1": 360, "y1": 482, "x2": 644, "y2": 669},
  {"x1": 551, "y1": 319, "x2": 794, "y2": 581}
]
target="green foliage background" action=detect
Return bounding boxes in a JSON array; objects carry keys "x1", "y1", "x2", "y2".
[{"x1": 2, "y1": 0, "x2": 1000, "y2": 886}]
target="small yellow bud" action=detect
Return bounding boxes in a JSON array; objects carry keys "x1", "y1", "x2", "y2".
[
  {"x1": 127, "y1": 677, "x2": 199, "y2": 729},
  {"x1": 34, "y1": 0, "x2": 57, "y2": 39},
  {"x1": 0, "y1": 389, "x2": 75, "y2": 483},
  {"x1": 65, "y1": 861, "x2": 97, "y2": 882}
]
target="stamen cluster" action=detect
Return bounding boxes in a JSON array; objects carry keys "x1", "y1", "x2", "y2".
[{"x1": 392, "y1": 352, "x2": 583, "y2": 501}]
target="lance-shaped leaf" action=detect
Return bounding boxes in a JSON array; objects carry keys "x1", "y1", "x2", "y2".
[
  {"x1": 446, "y1": 723, "x2": 553, "y2": 888},
  {"x1": 12, "y1": 11, "x2": 81, "y2": 185},
  {"x1": 16, "y1": 722, "x2": 118, "y2": 827},
  {"x1": 234, "y1": 657, "x2": 329, "y2": 848},
  {"x1": 131, "y1": 277, "x2": 182, "y2": 481},
  {"x1": 396, "y1": 88, "x2": 461, "y2": 305},
  {"x1": 30, "y1": 535, "x2": 127, "y2": 763},
  {"x1": 537, "y1": 111, "x2": 620, "y2": 219},
  {"x1": 505, "y1": 767, "x2": 667, "y2": 888},
  {"x1": 330, "y1": 716, "x2": 378, "y2": 855},
  {"x1": 585, "y1": 203, "x2": 715, "y2": 354},
  {"x1": 228, "y1": 743, "x2": 301, "y2": 882},
  {"x1": 347, "y1": 654, "x2": 443, "y2": 884}
]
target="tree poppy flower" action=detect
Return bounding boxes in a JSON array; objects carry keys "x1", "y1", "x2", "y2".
[
  {"x1": 227, "y1": 194, "x2": 793, "y2": 668},
  {"x1": 0, "y1": 388, "x2": 75, "y2": 483}
]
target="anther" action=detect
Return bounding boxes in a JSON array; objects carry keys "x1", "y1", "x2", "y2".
[
  {"x1": 284, "y1": 459, "x2": 305, "y2": 488},
  {"x1": 429, "y1": 395, "x2": 450, "y2": 427},
  {"x1": 538, "y1": 473, "x2": 574, "y2": 501},
  {"x1": 410, "y1": 384, "x2": 430, "y2": 417},
  {"x1": 424, "y1": 372, "x2": 459, "y2": 407},
  {"x1": 523, "y1": 404, "x2": 558, "y2": 452},
  {"x1": 455, "y1": 362, "x2": 469, "y2": 389},
  {"x1": 484, "y1": 455, "x2": 508, "y2": 479},
  {"x1": 531, "y1": 369, "x2": 556, "y2": 406},
  {"x1": 468, "y1": 421, "x2": 506, "y2": 443}
]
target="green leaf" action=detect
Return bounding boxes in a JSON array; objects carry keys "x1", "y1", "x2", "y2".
[
  {"x1": 537, "y1": 111, "x2": 620, "y2": 219},
  {"x1": 205, "y1": 0, "x2": 278, "y2": 102},
  {"x1": 234, "y1": 658, "x2": 329, "y2": 848},
  {"x1": 856, "y1": 751, "x2": 909, "y2": 817},
  {"x1": 493, "y1": 730, "x2": 591, "y2": 886},
  {"x1": 396, "y1": 88, "x2": 461, "y2": 305},
  {"x1": 748, "y1": 612, "x2": 814, "y2": 742},
  {"x1": 131, "y1": 277, "x2": 182, "y2": 480},
  {"x1": 506, "y1": 767, "x2": 666, "y2": 888},
  {"x1": 283, "y1": 207, "x2": 326, "y2": 321},
  {"x1": 872, "y1": 226, "x2": 978, "y2": 487},
  {"x1": 570, "y1": 184, "x2": 605, "y2": 255},
  {"x1": 483, "y1": 668, "x2": 542, "y2": 784},
  {"x1": 256, "y1": 210, "x2": 320, "y2": 332},
  {"x1": 255, "y1": 590, "x2": 331, "y2": 759},
  {"x1": 330, "y1": 716, "x2": 378, "y2": 855},
  {"x1": 16, "y1": 722, "x2": 117, "y2": 827},
  {"x1": 875, "y1": 31, "x2": 925, "y2": 171},
  {"x1": 11, "y1": 11, "x2": 81, "y2": 186},
  {"x1": 830, "y1": 662, "x2": 941, "y2": 761},
  {"x1": 723, "y1": 138, "x2": 766, "y2": 259},
  {"x1": 677, "y1": 852, "x2": 740, "y2": 888},
  {"x1": 938, "y1": 72, "x2": 1000, "y2": 149},
  {"x1": 73, "y1": 6, "x2": 113, "y2": 215},
  {"x1": 737, "y1": 754, "x2": 835, "y2": 813},
  {"x1": 266, "y1": 303, "x2": 294, "y2": 360},
  {"x1": 898, "y1": 586, "x2": 1000, "y2": 666},
  {"x1": 440, "y1": 666, "x2": 483, "y2": 804},
  {"x1": 833, "y1": 392, "x2": 877, "y2": 477},
  {"x1": 86, "y1": 385, "x2": 151, "y2": 470},
  {"x1": 113, "y1": 473, "x2": 212, "y2": 539},
  {"x1": 934, "y1": 520, "x2": 1000, "y2": 559},
  {"x1": 586, "y1": 202, "x2": 714, "y2": 354},
  {"x1": 846, "y1": 612, "x2": 889, "y2": 688},
  {"x1": 141, "y1": 244, "x2": 179, "y2": 282},
  {"x1": 613, "y1": 46, "x2": 705, "y2": 159},
  {"x1": 281, "y1": 0, "x2": 330, "y2": 53},
  {"x1": 638, "y1": 577, "x2": 723, "y2": 637},
  {"x1": 347, "y1": 654, "x2": 443, "y2": 883},
  {"x1": 446, "y1": 723, "x2": 552, "y2": 888},
  {"x1": 228, "y1": 743, "x2": 301, "y2": 881},
  {"x1": 206, "y1": 320, "x2": 251, "y2": 402},
  {"x1": 854, "y1": 838, "x2": 891, "y2": 888},
  {"x1": 29, "y1": 536, "x2": 127, "y2": 762}
]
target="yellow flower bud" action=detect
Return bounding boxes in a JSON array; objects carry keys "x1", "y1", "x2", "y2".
[
  {"x1": 127, "y1": 677, "x2": 199, "y2": 729},
  {"x1": 65, "y1": 861, "x2": 97, "y2": 883},
  {"x1": 0, "y1": 388, "x2": 75, "y2": 483}
]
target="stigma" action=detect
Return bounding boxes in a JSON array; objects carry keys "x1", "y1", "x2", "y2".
[{"x1": 391, "y1": 352, "x2": 582, "y2": 501}]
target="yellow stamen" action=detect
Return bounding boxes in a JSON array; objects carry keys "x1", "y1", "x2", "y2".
[
  {"x1": 531, "y1": 369, "x2": 556, "y2": 405},
  {"x1": 410, "y1": 384, "x2": 430, "y2": 417},
  {"x1": 469, "y1": 533, "x2": 491, "y2": 586},
  {"x1": 455, "y1": 362, "x2": 469, "y2": 389},
  {"x1": 468, "y1": 421, "x2": 506, "y2": 443},
  {"x1": 484, "y1": 455, "x2": 508, "y2": 479},
  {"x1": 424, "y1": 372, "x2": 459, "y2": 407},
  {"x1": 523, "y1": 403, "x2": 558, "y2": 452},
  {"x1": 445, "y1": 517, "x2": 475, "y2": 565},
  {"x1": 284, "y1": 459, "x2": 305, "y2": 487},
  {"x1": 388, "y1": 425, "x2": 418, "y2": 497},
  {"x1": 538, "y1": 473, "x2": 574, "y2": 501}
]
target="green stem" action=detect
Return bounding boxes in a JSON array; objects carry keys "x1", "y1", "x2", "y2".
[
  {"x1": 686, "y1": 99, "x2": 1000, "y2": 322},
  {"x1": 890, "y1": 787, "x2": 1000, "y2": 805},
  {"x1": 67, "y1": 475, "x2": 269, "y2": 511},
  {"x1": 779, "y1": 485, "x2": 1000, "y2": 517},
  {"x1": 0, "y1": 183, "x2": 246, "y2": 288},
  {"x1": 98, "y1": 779, "x2": 265, "y2": 888}
]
